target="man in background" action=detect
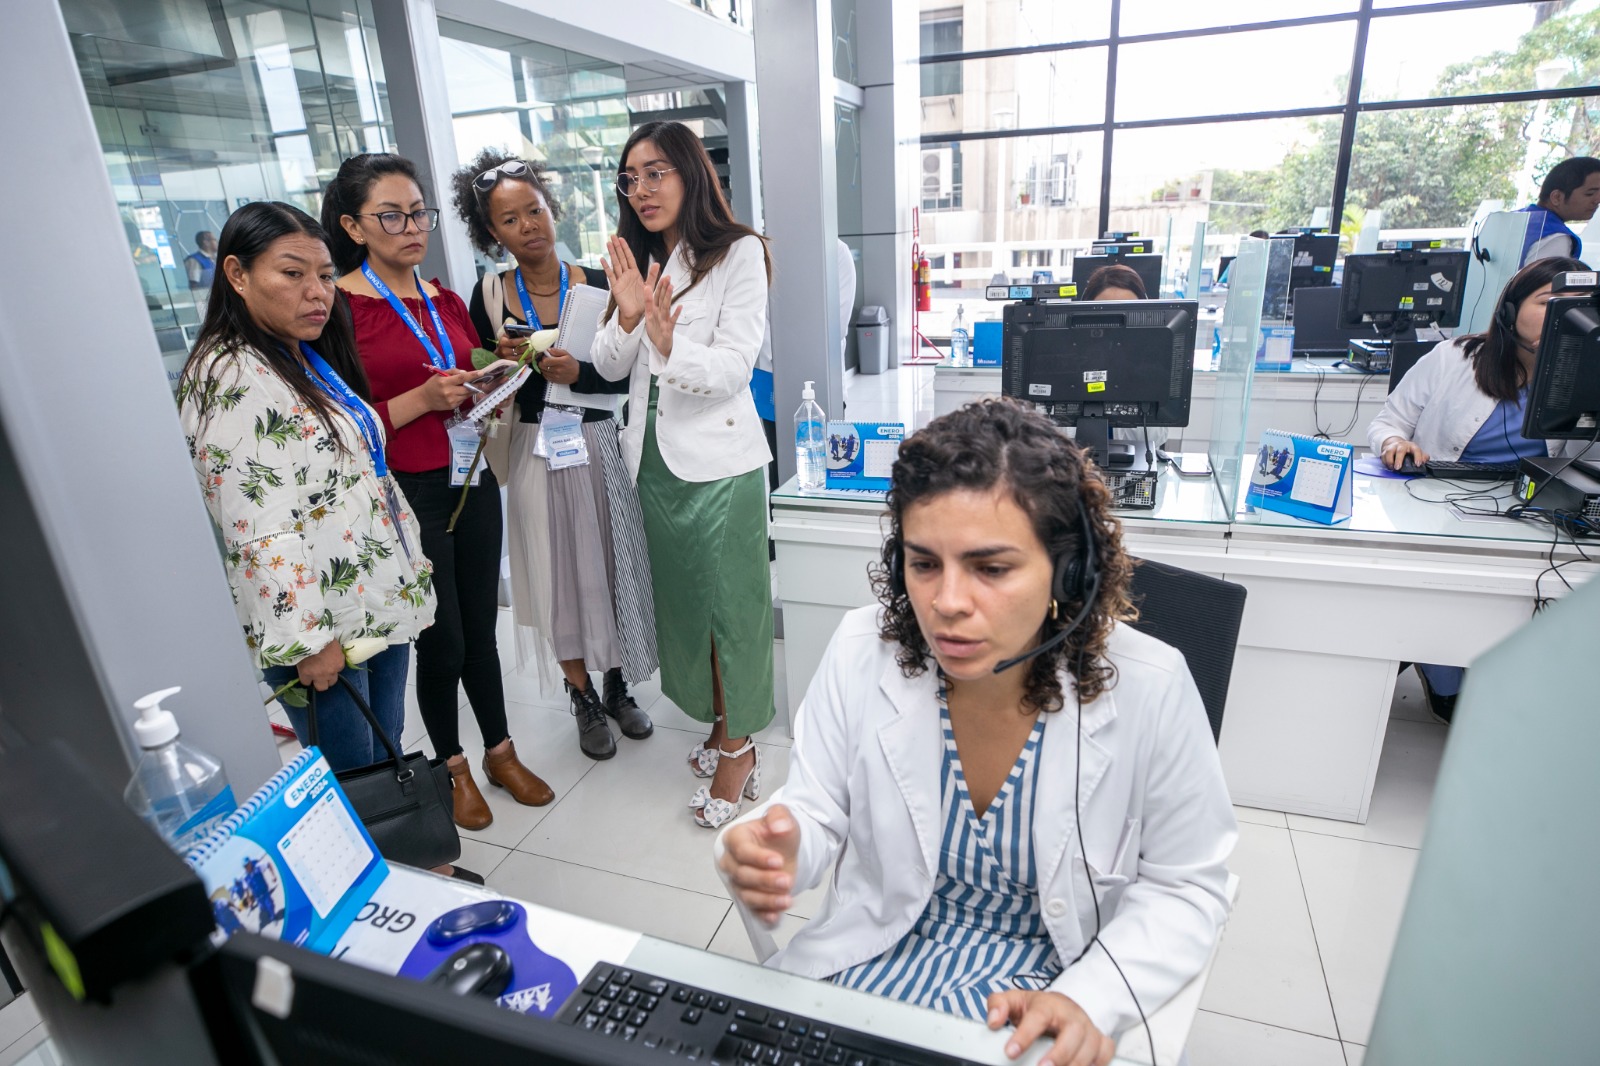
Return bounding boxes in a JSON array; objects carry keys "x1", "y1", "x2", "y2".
[
  {"x1": 185, "y1": 230, "x2": 217, "y2": 316},
  {"x1": 1520, "y1": 157, "x2": 1600, "y2": 264}
]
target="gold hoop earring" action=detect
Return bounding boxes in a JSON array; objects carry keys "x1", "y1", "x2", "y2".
[{"x1": 1049, "y1": 599, "x2": 1060, "y2": 621}]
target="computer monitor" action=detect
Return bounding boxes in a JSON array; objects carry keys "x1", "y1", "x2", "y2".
[
  {"x1": 1091, "y1": 239, "x2": 1153, "y2": 255},
  {"x1": 1338, "y1": 249, "x2": 1471, "y2": 332},
  {"x1": 205, "y1": 933, "x2": 655, "y2": 1065},
  {"x1": 1071, "y1": 253, "x2": 1162, "y2": 299},
  {"x1": 1522, "y1": 285, "x2": 1600, "y2": 442},
  {"x1": 1217, "y1": 255, "x2": 1236, "y2": 285},
  {"x1": 1001, "y1": 298, "x2": 1198, "y2": 468},
  {"x1": 1272, "y1": 232, "x2": 1338, "y2": 293},
  {"x1": 1291, "y1": 285, "x2": 1412, "y2": 357}
]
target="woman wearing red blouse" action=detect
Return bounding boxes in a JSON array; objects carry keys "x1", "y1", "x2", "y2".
[{"x1": 322, "y1": 153, "x2": 554, "y2": 836}]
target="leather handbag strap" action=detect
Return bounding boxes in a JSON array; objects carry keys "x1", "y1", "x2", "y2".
[{"x1": 305, "y1": 675, "x2": 408, "y2": 771}]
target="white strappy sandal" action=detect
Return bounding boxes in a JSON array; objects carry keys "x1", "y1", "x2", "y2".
[
  {"x1": 688, "y1": 739, "x2": 762, "y2": 829},
  {"x1": 687, "y1": 742, "x2": 719, "y2": 779}
]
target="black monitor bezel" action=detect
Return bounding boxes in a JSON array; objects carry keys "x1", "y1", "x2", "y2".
[
  {"x1": 1070, "y1": 252, "x2": 1163, "y2": 298},
  {"x1": 1522, "y1": 293, "x2": 1600, "y2": 442},
  {"x1": 1337, "y1": 250, "x2": 1471, "y2": 331}
]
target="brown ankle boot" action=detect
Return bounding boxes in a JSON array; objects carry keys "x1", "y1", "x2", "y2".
[
  {"x1": 449, "y1": 759, "x2": 493, "y2": 830},
  {"x1": 482, "y1": 740, "x2": 555, "y2": 807}
]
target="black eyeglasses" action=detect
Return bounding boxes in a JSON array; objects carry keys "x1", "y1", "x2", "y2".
[
  {"x1": 353, "y1": 209, "x2": 441, "y2": 234},
  {"x1": 616, "y1": 167, "x2": 678, "y2": 198},
  {"x1": 472, "y1": 159, "x2": 532, "y2": 196}
]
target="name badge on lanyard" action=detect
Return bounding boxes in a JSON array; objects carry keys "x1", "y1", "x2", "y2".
[
  {"x1": 447, "y1": 421, "x2": 483, "y2": 487},
  {"x1": 298, "y1": 343, "x2": 417, "y2": 566},
  {"x1": 362, "y1": 262, "x2": 455, "y2": 370}
]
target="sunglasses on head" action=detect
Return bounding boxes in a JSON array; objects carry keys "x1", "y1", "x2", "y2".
[{"x1": 472, "y1": 159, "x2": 532, "y2": 196}]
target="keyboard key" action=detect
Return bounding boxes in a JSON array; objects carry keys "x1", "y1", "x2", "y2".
[
  {"x1": 803, "y1": 1040, "x2": 823, "y2": 1057},
  {"x1": 713, "y1": 1035, "x2": 742, "y2": 1062},
  {"x1": 601, "y1": 1020, "x2": 619, "y2": 1037},
  {"x1": 623, "y1": 1026, "x2": 638, "y2": 1042},
  {"x1": 823, "y1": 1048, "x2": 844, "y2": 1065},
  {"x1": 673, "y1": 987, "x2": 692, "y2": 1003},
  {"x1": 642, "y1": 994, "x2": 660, "y2": 1011},
  {"x1": 582, "y1": 968, "x2": 611, "y2": 995},
  {"x1": 740, "y1": 1041, "x2": 761, "y2": 1062},
  {"x1": 614, "y1": 970, "x2": 635, "y2": 986},
  {"x1": 604, "y1": 982, "x2": 624, "y2": 999},
  {"x1": 642, "y1": 1032, "x2": 662, "y2": 1049},
  {"x1": 792, "y1": 1022, "x2": 809, "y2": 1036},
  {"x1": 682, "y1": 1007, "x2": 703, "y2": 1025},
  {"x1": 645, "y1": 978, "x2": 670, "y2": 996},
  {"x1": 782, "y1": 1034, "x2": 803, "y2": 1052},
  {"x1": 735, "y1": 1006, "x2": 768, "y2": 1024},
  {"x1": 763, "y1": 1048, "x2": 783, "y2": 1066},
  {"x1": 710, "y1": 997, "x2": 731, "y2": 1014},
  {"x1": 622, "y1": 989, "x2": 641, "y2": 1006},
  {"x1": 610, "y1": 1004, "x2": 629, "y2": 1022},
  {"x1": 662, "y1": 1038, "x2": 681, "y2": 1055},
  {"x1": 770, "y1": 1015, "x2": 788, "y2": 1031},
  {"x1": 631, "y1": 1011, "x2": 650, "y2": 1028},
  {"x1": 580, "y1": 1013, "x2": 600, "y2": 1031},
  {"x1": 846, "y1": 1055, "x2": 867, "y2": 1066},
  {"x1": 812, "y1": 1027, "x2": 832, "y2": 1043},
  {"x1": 692, "y1": 992, "x2": 711, "y2": 1008},
  {"x1": 590, "y1": 998, "x2": 612, "y2": 1016},
  {"x1": 685, "y1": 1047, "x2": 703, "y2": 1062}
]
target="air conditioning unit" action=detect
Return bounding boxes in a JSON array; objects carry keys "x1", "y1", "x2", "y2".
[{"x1": 921, "y1": 147, "x2": 954, "y2": 201}]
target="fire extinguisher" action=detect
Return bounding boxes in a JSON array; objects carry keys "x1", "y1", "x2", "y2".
[{"x1": 914, "y1": 250, "x2": 932, "y2": 312}]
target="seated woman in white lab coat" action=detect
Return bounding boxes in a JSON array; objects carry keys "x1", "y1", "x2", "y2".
[
  {"x1": 716, "y1": 398, "x2": 1236, "y2": 1066},
  {"x1": 1367, "y1": 255, "x2": 1593, "y2": 721}
]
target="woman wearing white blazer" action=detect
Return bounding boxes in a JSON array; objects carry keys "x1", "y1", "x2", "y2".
[
  {"x1": 593, "y1": 120, "x2": 776, "y2": 828},
  {"x1": 717, "y1": 400, "x2": 1236, "y2": 1066},
  {"x1": 1367, "y1": 255, "x2": 1595, "y2": 721}
]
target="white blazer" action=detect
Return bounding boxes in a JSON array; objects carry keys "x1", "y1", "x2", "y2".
[
  {"x1": 592, "y1": 234, "x2": 773, "y2": 482},
  {"x1": 715, "y1": 607, "x2": 1237, "y2": 1038},
  {"x1": 1367, "y1": 337, "x2": 1598, "y2": 461}
]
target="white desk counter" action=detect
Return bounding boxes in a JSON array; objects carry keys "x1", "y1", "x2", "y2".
[
  {"x1": 931, "y1": 359, "x2": 1391, "y2": 452},
  {"x1": 772, "y1": 472, "x2": 1597, "y2": 822}
]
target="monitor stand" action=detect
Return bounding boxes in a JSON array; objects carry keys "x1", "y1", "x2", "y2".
[{"x1": 1075, "y1": 411, "x2": 1137, "y2": 469}]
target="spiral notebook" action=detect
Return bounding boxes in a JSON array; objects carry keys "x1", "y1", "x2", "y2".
[
  {"x1": 1245, "y1": 428, "x2": 1355, "y2": 525},
  {"x1": 544, "y1": 283, "x2": 617, "y2": 413},
  {"x1": 184, "y1": 747, "x2": 388, "y2": 954},
  {"x1": 457, "y1": 359, "x2": 534, "y2": 427}
]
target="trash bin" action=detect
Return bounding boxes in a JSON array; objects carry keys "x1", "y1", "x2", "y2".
[{"x1": 855, "y1": 305, "x2": 890, "y2": 375}]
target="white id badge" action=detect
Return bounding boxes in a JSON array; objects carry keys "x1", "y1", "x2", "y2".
[
  {"x1": 447, "y1": 420, "x2": 484, "y2": 487},
  {"x1": 537, "y1": 408, "x2": 589, "y2": 470}
]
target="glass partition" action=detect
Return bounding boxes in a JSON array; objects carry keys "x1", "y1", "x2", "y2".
[
  {"x1": 1458, "y1": 211, "x2": 1533, "y2": 335},
  {"x1": 1207, "y1": 237, "x2": 1270, "y2": 512},
  {"x1": 64, "y1": 0, "x2": 393, "y2": 388}
]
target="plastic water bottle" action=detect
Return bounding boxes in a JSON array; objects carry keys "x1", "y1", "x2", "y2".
[
  {"x1": 950, "y1": 305, "x2": 971, "y2": 367},
  {"x1": 123, "y1": 686, "x2": 237, "y2": 854},
  {"x1": 794, "y1": 380, "x2": 826, "y2": 494}
]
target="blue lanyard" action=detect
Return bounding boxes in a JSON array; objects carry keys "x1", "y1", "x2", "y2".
[
  {"x1": 514, "y1": 261, "x2": 568, "y2": 331},
  {"x1": 299, "y1": 343, "x2": 387, "y2": 478},
  {"x1": 361, "y1": 261, "x2": 454, "y2": 370}
]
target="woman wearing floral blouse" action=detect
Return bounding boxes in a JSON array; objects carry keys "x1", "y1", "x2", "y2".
[{"x1": 178, "y1": 201, "x2": 436, "y2": 774}]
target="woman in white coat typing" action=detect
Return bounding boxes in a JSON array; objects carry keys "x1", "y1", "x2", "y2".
[
  {"x1": 1368, "y1": 255, "x2": 1593, "y2": 721},
  {"x1": 592, "y1": 120, "x2": 776, "y2": 828},
  {"x1": 717, "y1": 399, "x2": 1236, "y2": 1066}
]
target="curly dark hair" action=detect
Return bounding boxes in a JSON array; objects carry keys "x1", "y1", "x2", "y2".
[
  {"x1": 449, "y1": 148, "x2": 562, "y2": 257},
  {"x1": 869, "y1": 397, "x2": 1137, "y2": 713}
]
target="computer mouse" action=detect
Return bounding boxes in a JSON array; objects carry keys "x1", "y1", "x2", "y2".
[
  {"x1": 426, "y1": 941, "x2": 514, "y2": 999},
  {"x1": 425, "y1": 900, "x2": 519, "y2": 946}
]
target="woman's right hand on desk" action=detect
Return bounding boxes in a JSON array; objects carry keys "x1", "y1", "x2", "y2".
[
  {"x1": 1380, "y1": 436, "x2": 1429, "y2": 471},
  {"x1": 719, "y1": 804, "x2": 800, "y2": 926}
]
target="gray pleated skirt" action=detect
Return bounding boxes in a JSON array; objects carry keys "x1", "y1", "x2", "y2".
[{"x1": 505, "y1": 417, "x2": 659, "y2": 696}]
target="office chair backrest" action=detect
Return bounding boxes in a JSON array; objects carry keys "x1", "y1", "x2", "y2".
[
  {"x1": 1126, "y1": 558, "x2": 1247, "y2": 743},
  {"x1": 1386, "y1": 340, "x2": 1430, "y2": 394}
]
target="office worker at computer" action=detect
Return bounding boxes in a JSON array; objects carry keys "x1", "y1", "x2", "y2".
[
  {"x1": 1079, "y1": 264, "x2": 1146, "y2": 301},
  {"x1": 1519, "y1": 157, "x2": 1600, "y2": 264},
  {"x1": 1368, "y1": 256, "x2": 1593, "y2": 721},
  {"x1": 715, "y1": 400, "x2": 1236, "y2": 1066}
]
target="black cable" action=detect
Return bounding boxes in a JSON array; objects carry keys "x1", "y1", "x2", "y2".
[
  {"x1": 1142, "y1": 419, "x2": 1153, "y2": 467},
  {"x1": 1326, "y1": 368, "x2": 1379, "y2": 441},
  {"x1": 1066, "y1": 645, "x2": 1154, "y2": 1065}
]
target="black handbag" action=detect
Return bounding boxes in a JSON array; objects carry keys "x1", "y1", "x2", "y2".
[{"x1": 307, "y1": 676, "x2": 460, "y2": 870}]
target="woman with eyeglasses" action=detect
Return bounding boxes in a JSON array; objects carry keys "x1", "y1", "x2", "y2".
[
  {"x1": 592, "y1": 121, "x2": 775, "y2": 829},
  {"x1": 321, "y1": 153, "x2": 556, "y2": 834},
  {"x1": 178, "y1": 201, "x2": 435, "y2": 777},
  {"x1": 448, "y1": 150, "x2": 658, "y2": 762}
]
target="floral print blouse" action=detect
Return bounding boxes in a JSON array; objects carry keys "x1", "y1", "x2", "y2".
[{"x1": 178, "y1": 345, "x2": 435, "y2": 669}]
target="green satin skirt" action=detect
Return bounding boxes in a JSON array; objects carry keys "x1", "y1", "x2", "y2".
[{"x1": 635, "y1": 379, "x2": 775, "y2": 736}]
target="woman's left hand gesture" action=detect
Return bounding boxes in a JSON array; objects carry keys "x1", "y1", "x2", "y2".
[
  {"x1": 986, "y1": 990, "x2": 1115, "y2": 1066},
  {"x1": 644, "y1": 266, "x2": 682, "y2": 359}
]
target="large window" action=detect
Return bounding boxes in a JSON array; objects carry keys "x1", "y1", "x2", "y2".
[
  {"x1": 437, "y1": 21, "x2": 631, "y2": 273},
  {"x1": 65, "y1": 0, "x2": 393, "y2": 380},
  {"x1": 918, "y1": 0, "x2": 1600, "y2": 327}
]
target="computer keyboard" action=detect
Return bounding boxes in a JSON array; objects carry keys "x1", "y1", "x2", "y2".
[
  {"x1": 1421, "y1": 460, "x2": 1522, "y2": 481},
  {"x1": 555, "y1": 962, "x2": 982, "y2": 1066}
]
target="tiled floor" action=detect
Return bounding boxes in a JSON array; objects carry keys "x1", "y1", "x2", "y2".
[{"x1": 0, "y1": 368, "x2": 1445, "y2": 1065}]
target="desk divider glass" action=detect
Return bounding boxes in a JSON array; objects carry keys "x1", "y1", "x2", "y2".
[
  {"x1": 1206, "y1": 237, "x2": 1271, "y2": 514},
  {"x1": 1458, "y1": 211, "x2": 1531, "y2": 335}
]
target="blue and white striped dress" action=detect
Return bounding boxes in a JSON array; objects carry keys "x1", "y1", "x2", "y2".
[{"x1": 830, "y1": 692, "x2": 1063, "y2": 1020}]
